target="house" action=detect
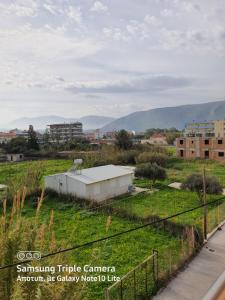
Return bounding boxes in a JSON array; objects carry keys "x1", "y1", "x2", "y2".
[
  {"x1": 45, "y1": 164, "x2": 134, "y2": 202},
  {"x1": 6, "y1": 153, "x2": 24, "y2": 162},
  {"x1": 141, "y1": 133, "x2": 168, "y2": 145}
]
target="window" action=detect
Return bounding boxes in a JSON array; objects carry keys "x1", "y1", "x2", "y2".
[
  {"x1": 204, "y1": 139, "x2": 209, "y2": 145},
  {"x1": 218, "y1": 152, "x2": 224, "y2": 157},
  {"x1": 192, "y1": 151, "x2": 195, "y2": 154},
  {"x1": 191, "y1": 140, "x2": 194, "y2": 144},
  {"x1": 180, "y1": 150, "x2": 184, "y2": 157},
  {"x1": 180, "y1": 140, "x2": 184, "y2": 145},
  {"x1": 218, "y1": 140, "x2": 223, "y2": 145}
]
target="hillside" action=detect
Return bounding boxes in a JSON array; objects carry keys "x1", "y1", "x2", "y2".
[
  {"x1": 7, "y1": 115, "x2": 115, "y2": 130},
  {"x1": 102, "y1": 100, "x2": 225, "y2": 132}
]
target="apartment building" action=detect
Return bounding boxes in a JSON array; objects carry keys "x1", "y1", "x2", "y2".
[
  {"x1": 184, "y1": 120, "x2": 225, "y2": 138},
  {"x1": 177, "y1": 119, "x2": 225, "y2": 163},
  {"x1": 48, "y1": 122, "x2": 83, "y2": 144}
]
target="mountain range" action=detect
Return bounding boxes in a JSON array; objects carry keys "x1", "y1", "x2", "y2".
[
  {"x1": 5, "y1": 100, "x2": 225, "y2": 132},
  {"x1": 102, "y1": 100, "x2": 225, "y2": 132},
  {"x1": 7, "y1": 115, "x2": 115, "y2": 130}
]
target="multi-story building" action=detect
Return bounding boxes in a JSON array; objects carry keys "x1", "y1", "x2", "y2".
[
  {"x1": 48, "y1": 122, "x2": 83, "y2": 144},
  {"x1": 177, "y1": 119, "x2": 225, "y2": 163},
  {"x1": 9, "y1": 129, "x2": 29, "y2": 140},
  {"x1": 184, "y1": 121, "x2": 215, "y2": 137},
  {"x1": 184, "y1": 120, "x2": 225, "y2": 138},
  {"x1": 176, "y1": 136, "x2": 225, "y2": 162},
  {"x1": 214, "y1": 119, "x2": 225, "y2": 138}
]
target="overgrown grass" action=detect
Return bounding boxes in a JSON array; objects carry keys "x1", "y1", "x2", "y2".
[
  {"x1": 166, "y1": 158, "x2": 225, "y2": 185},
  {"x1": 0, "y1": 159, "x2": 72, "y2": 185},
  {"x1": 20, "y1": 195, "x2": 187, "y2": 299}
]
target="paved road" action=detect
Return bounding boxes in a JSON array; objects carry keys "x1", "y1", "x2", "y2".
[{"x1": 153, "y1": 226, "x2": 225, "y2": 300}]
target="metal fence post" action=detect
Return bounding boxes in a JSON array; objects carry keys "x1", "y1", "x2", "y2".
[
  {"x1": 133, "y1": 269, "x2": 136, "y2": 300},
  {"x1": 152, "y1": 250, "x2": 158, "y2": 288},
  {"x1": 104, "y1": 288, "x2": 110, "y2": 300},
  {"x1": 120, "y1": 279, "x2": 123, "y2": 300},
  {"x1": 203, "y1": 167, "x2": 207, "y2": 240},
  {"x1": 145, "y1": 261, "x2": 148, "y2": 294}
]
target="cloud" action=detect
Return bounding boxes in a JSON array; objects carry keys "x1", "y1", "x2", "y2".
[
  {"x1": 65, "y1": 75, "x2": 193, "y2": 94},
  {"x1": 144, "y1": 15, "x2": 161, "y2": 26},
  {"x1": 43, "y1": 3, "x2": 62, "y2": 15},
  {"x1": 90, "y1": 1, "x2": 108, "y2": 12},
  {"x1": 160, "y1": 27, "x2": 225, "y2": 54},
  {"x1": 160, "y1": 9, "x2": 173, "y2": 17},
  {"x1": 0, "y1": 0, "x2": 38, "y2": 17},
  {"x1": 66, "y1": 5, "x2": 82, "y2": 23}
]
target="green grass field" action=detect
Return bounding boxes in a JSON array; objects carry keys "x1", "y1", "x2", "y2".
[
  {"x1": 166, "y1": 158, "x2": 225, "y2": 185},
  {"x1": 0, "y1": 157, "x2": 224, "y2": 298},
  {"x1": 0, "y1": 159, "x2": 72, "y2": 185},
  {"x1": 21, "y1": 195, "x2": 185, "y2": 299}
]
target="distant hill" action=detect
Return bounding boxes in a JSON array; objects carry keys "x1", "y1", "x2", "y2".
[
  {"x1": 102, "y1": 100, "x2": 225, "y2": 132},
  {"x1": 7, "y1": 115, "x2": 115, "y2": 130}
]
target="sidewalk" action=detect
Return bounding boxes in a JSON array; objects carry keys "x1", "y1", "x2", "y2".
[{"x1": 154, "y1": 226, "x2": 225, "y2": 300}]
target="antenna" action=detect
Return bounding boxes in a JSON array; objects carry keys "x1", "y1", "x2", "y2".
[{"x1": 68, "y1": 158, "x2": 83, "y2": 174}]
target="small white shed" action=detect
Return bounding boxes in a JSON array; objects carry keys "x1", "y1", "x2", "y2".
[
  {"x1": 7, "y1": 153, "x2": 24, "y2": 162},
  {"x1": 45, "y1": 164, "x2": 134, "y2": 202}
]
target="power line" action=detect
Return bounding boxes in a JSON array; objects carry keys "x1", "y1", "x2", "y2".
[{"x1": 0, "y1": 195, "x2": 224, "y2": 271}]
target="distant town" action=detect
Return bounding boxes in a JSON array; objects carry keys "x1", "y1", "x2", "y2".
[{"x1": 0, "y1": 118, "x2": 224, "y2": 163}]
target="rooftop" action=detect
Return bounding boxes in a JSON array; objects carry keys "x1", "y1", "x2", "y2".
[{"x1": 48, "y1": 164, "x2": 134, "y2": 184}]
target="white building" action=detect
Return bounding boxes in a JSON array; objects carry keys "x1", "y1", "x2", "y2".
[
  {"x1": 45, "y1": 164, "x2": 134, "y2": 202},
  {"x1": 7, "y1": 153, "x2": 24, "y2": 162}
]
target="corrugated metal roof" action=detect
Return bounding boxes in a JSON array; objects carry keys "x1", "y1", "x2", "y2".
[{"x1": 48, "y1": 165, "x2": 134, "y2": 185}]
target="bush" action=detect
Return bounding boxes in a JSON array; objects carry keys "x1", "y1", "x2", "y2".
[
  {"x1": 135, "y1": 163, "x2": 167, "y2": 185},
  {"x1": 181, "y1": 173, "x2": 223, "y2": 202},
  {"x1": 117, "y1": 150, "x2": 139, "y2": 165},
  {"x1": 135, "y1": 152, "x2": 168, "y2": 167}
]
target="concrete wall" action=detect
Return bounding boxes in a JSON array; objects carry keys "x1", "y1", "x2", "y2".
[
  {"x1": 45, "y1": 174, "x2": 86, "y2": 198},
  {"x1": 86, "y1": 174, "x2": 133, "y2": 202},
  {"x1": 45, "y1": 173, "x2": 133, "y2": 202},
  {"x1": 6, "y1": 154, "x2": 24, "y2": 162}
]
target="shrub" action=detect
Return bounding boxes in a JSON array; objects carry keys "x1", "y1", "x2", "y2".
[
  {"x1": 135, "y1": 152, "x2": 168, "y2": 167},
  {"x1": 117, "y1": 150, "x2": 138, "y2": 165},
  {"x1": 135, "y1": 163, "x2": 167, "y2": 187},
  {"x1": 181, "y1": 173, "x2": 223, "y2": 202}
]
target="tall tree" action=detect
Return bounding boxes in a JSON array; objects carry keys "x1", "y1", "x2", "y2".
[
  {"x1": 115, "y1": 129, "x2": 133, "y2": 150},
  {"x1": 27, "y1": 125, "x2": 39, "y2": 150}
]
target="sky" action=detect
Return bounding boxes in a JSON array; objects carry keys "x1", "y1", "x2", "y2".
[{"x1": 0, "y1": 0, "x2": 225, "y2": 125}]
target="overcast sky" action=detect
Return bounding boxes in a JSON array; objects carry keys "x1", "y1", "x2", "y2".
[{"x1": 0, "y1": 0, "x2": 225, "y2": 125}]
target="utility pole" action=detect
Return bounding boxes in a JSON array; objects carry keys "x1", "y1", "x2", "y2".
[{"x1": 203, "y1": 167, "x2": 207, "y2": 241}]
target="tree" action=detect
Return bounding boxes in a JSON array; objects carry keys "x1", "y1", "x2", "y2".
[
  {"x1": 27, "y1": 125, "x2": 39, "y2": 150},
  {"x1": 4, "y1": 137, "x2": 27, "y2": 153},
  {"x1": 43, "y1": 129, "x2": 50, "y2": 145},
  {"x1": 181, "y1": 173, "x2": 223, "y2": 202},
  {"x1": 115, "y1": 130, "x2": 133, "y2": 150},
  {"x1": 135, "y1": 163, "x2": 167, "y2": 188},
  {"x1": 165, "y1": 132, "x2": 180, "y2": 145},
  {"x1": 135, "y1": 152, "x2": 168, "y2": 167}
]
